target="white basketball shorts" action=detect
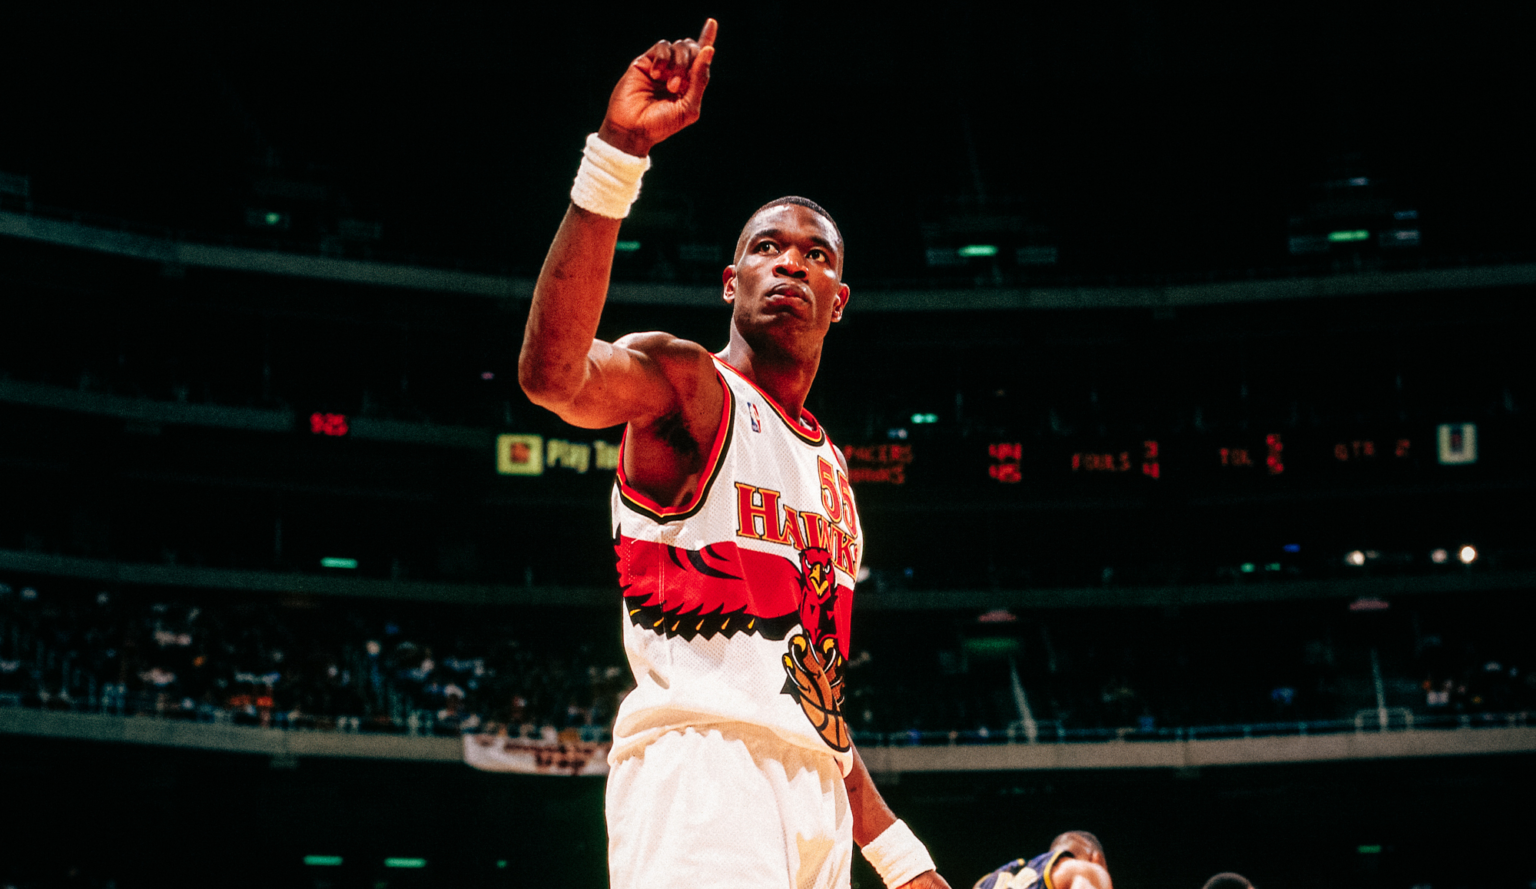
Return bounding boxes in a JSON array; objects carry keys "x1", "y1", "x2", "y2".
[{"x1": 606, "y1": 725, "x2": 852, "y2": 889}]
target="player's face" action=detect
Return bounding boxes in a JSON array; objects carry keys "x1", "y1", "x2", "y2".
[{"x1": 723, "y1": 204, "x2": 849, "y2": 340}]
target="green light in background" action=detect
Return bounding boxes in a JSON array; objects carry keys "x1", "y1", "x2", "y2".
[
  {"x1": 957, "y1": 244, "x2": 998, "y2": 257},
  {"x1": 497, "y1": 861, "x2": 508, "y2": 869},
  {"x1": 1266, "y1": 562, "x2": 1281, "y2": 571},
  {"x1": 1240, "y1": 563, "x2": 1255, "y2": 573},
  {"x1": 1358, "y1": 845, "x2": 1382, "y2": 855},
  {"x1": 303, "y1": 856, "x2": 343, "y2": 867},
  {"x1": 615, "y1": 240, "x2": 641, "y2": 253},
  {"x1": 910, "y1": 413, "x2": 938, "y2": 424},
  {"x1": 1328, "y1": 230, "x2": 1369, "y2": 242},
  {"x1": 265, "y1": 211, "x2": 283, "y2": 226},
  {"x1": 320, "y1": 557, "x2": 358, "y2": 569},
  {"x1": 384, "y1": 858, "x2": 427, "y2": 869},
  {"x1": 964, "y1": 637, "x2": 1021, "y2": 656}
]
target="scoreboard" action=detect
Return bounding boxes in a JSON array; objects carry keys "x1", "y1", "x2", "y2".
[{"x1": 843, "y1": 422, "x2": 1498, "y2": 495}]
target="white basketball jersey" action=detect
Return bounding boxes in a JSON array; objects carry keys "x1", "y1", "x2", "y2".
[{"x1": 609, "y1": 356, "x2": 862, "y2": 774}]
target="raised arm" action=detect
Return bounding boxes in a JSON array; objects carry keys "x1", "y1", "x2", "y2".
[{"x1": 518, "y1": 19, "x2": 717, "y2": 429}]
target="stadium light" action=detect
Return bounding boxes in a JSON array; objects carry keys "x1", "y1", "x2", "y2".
[
  {"x1": 1458, "y1": 545, "x2": 1478, "y2": 565},
  {"x1": 246, "y1": 209, "x2": 291, "y2": 230},
  {"x1": 1430, "y1": 548, "x2": 1449, "y2": 564},
  {"x1": 384, "y1": 859, "x2": 427, "y2": 869},
  {"x1": 320, "y1": 557, "x2": 358, "y2": 570},
  {"x1": 1345, "y1": 550, "x2": 1366, "y2": 567},
  {"x1": 957, "y1": 244, "x2": 999, "y2": 257},
  {"x1": 615, "y1": 240, "x2": 641, "y2": 253},
  {"x1": 1327, "y1": 230, "x2": 1370, "y2": 243},
  {"x1": 303, "y1": 856, "x2": 343, "y2": 867}
]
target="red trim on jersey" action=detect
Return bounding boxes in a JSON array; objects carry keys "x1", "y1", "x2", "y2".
[
  {"x1": 714, "y1": 357, "x2": 826, "y2": 446},
  {"x1": 615, "y1": 367, "x2": 735, "y2": 524}
]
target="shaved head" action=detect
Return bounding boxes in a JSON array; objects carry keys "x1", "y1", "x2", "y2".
[
  {"x1": 733, "y1": 196, "x2": 845, "y2": 272},
  {"x1": 1051, "y1": 831, "x2": 1106, "y2": 866}
]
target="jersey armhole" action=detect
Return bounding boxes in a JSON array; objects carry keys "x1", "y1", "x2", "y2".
[
  {"x1": 615, "y1": 367, "x2": 734, "y2": 523},
  {"x1": 1043, "y1": 850, "x2": 1074, "y2": 889}
]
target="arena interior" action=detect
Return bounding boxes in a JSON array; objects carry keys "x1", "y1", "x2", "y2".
[{"x1": 1, "y1": 7, "x2": 1532, "y2": 889}]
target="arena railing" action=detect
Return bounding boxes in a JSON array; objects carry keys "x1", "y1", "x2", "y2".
[
  {"x1": 1, "y1": 688, "x2": 1525, "y2": 750},
  {"x1": 848, "y1": 709, "x2": 1530, "y2": 748},
  {"x1": 7, "y1": 197, "x2": 1536, "y2": 303}
]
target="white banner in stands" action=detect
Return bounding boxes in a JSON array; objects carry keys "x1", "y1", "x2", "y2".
[{"x1": 462, "y1": 734, "x2": 611, "y2": 776}]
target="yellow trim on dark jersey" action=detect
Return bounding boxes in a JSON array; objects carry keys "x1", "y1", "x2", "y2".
[
  {"x1": 1041, "y1": 849, "x2": 1073, "y2": 889},
  {"x1": 972, "y1": 859, "x2": 1027, "y2": 889}
]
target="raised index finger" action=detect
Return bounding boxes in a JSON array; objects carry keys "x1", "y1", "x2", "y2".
[{"x1": 698, "y1": 18, "x2": 718, "y2": 48}]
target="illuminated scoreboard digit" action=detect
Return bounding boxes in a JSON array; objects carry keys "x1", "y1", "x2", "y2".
[
  {"x1": 987, "y1": 442, "x2": 1023, "y2": 483},
  {"x1": 1070, "y1": 440, "x2": 1160, "y2": 479},
  {"x1": 986, "y1": 440, "x2": 1160, "y2": 486},
  {"x1": 1330, "y1": 436, "x2": 1412, "y2": 463},
  {"x1": 1322, "y1": 433, "x2": 1418, "y2": 481},
  {"x1": 1214, "y1": 434, "x2": 1284, "y2": 476},
  {"x1": 309, "y1": 412, "x2": 349, "y2": 437},
  {"x1": 972, "y1": 424, "x2": 1478, "y2": 492}
]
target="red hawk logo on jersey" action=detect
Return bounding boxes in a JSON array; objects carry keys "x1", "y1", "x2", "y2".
[
  {"x1": 614, "y1": 533, "x2": 853, "y2": 752},
  {"x1": 783, "y1": 546, "x2": 850, "y2": 751},
  {"x1": 796, "y1": 547, "x2": 838, "y2": 647}
]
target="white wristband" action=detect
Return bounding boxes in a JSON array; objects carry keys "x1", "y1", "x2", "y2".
[
  {"x1": 861, "y1": 819, "x2": 935, "y2": 888},
  {"x1": 570, "y1": 132, "x2": 651, "y2": 219}
]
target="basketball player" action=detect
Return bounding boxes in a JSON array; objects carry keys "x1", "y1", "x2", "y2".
[
  {"x1": 518, "y1": 17, "x2": 950, "y2": 889},
  {"x1": 972, "y1": 831, "x2": 1113, "y2": 889}
]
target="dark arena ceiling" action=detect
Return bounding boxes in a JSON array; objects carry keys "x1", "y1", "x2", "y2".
[{"x1": 2, "y1": 5, "x2": 1531, "y2": 284}]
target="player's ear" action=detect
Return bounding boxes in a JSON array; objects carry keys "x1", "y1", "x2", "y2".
[
  {"x1": 831, "y1": 283, "x2": 850, "y2": 322},
  {"x1": 722, "y1": 265, "x2": 737, "y2": 303}
]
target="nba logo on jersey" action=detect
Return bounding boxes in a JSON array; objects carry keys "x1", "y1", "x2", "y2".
[{"x1": 748, "y1": 402, "x2": 762, "y2": 433}]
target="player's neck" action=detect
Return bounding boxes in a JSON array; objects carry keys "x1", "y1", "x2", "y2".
[{"x1": 719, "y1": 337, "x2": 821, "y2": 421}]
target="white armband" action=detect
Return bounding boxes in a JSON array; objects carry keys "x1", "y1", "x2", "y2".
[
  {"x1": 569, "y1": 132, "x2": 651, "y2": 219},
  {"x1": 861, "y1": 819, "x2": 936, "y2": 888}
]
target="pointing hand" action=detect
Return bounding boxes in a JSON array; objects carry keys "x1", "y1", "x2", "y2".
[{"x1": 598, "y1": 18, "x2": 718, "y2": 157}]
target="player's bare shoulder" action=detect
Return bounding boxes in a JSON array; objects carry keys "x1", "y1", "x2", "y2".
[
  {"x1": 613, "y1": 331, "x2": 712, "y2": 367},
  {"x1": 613, "y1": 331, "x2": 718, "y2": 405},
  {"x1": 612, "y1": 331, "x2": 722, "y2": 438}
]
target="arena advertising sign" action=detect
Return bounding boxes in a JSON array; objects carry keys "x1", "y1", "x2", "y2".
[
  {"x1": 496, "y1": 434, "x2": 620, "y2": 477},
  {"x1": 463, "y1": 733, "x2": 611, "y2": 776}
]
